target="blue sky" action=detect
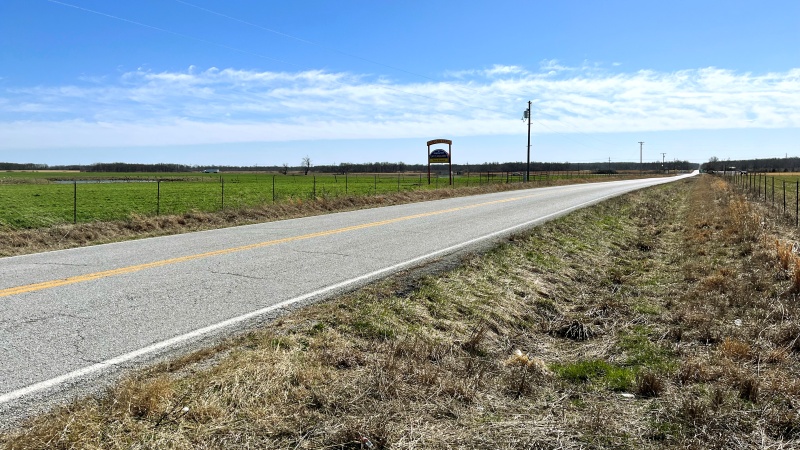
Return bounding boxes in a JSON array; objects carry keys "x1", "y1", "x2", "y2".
[{"x1": 1, "y1": 0, "x2": 798, "y2": 167}]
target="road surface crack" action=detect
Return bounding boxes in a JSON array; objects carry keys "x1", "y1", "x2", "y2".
[
  {"x1": 209, "y1": 270, "x2": 268, "y2": 280},
  {"x1": 30, "y1": 262, "x2": 90, "y2": 267},
  {"x1": 292, "y1": 249, "x2": 352, "y2": 258},
  {"x1": 72, "y1": 329, "x2": 102, "y2": 364}
]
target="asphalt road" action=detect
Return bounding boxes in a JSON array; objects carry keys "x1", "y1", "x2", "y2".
[{"x1": 0, "y1": 173, "x2": 696, "y2": 425}]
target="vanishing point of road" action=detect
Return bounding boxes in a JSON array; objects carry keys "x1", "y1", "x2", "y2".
[{"x1": 0, "y1": 173, "x2": 696, "y2": 425}]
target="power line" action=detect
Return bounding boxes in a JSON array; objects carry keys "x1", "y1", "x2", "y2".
[
  {"x1": 170, "y1": 0, "x2": 605, "y2": 138},
  {"x1": 46, "y1": 0, "x2": 290, "y2": 66},
  {"x1": 47, "y1": 0, "x2": 617, "y2": 155},
  {"x1": 46, "y1": 0, "x2": 506, "y2": 117},
  {"x1": 172, "y1": 0, "x2": 445, "y2": 85}
]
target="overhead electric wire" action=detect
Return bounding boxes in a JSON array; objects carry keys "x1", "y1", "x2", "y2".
[
  {"x1": 45, "y1": 0, "x2": 496, "y2": 114},
  {"x1": 170, "y1": 0, "x2": 622, "y2": 153},
  {"x1": 172, "y1": 0, "x2": 445, "y2": 85},
  {"x1": 46, "y1": 0, "x2": 290, "y2": 66},
  {"x1": 47, "y1": 0, "x2": 616, "y2": 155}
]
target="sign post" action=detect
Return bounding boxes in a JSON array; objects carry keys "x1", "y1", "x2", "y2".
[{"x1": 427, "y1": 139, "x2": 453, "y2": 185}]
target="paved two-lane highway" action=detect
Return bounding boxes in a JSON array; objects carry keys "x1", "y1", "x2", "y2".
[{"x1": 0, "y1": 173, "x2": 696, "y2": 424}]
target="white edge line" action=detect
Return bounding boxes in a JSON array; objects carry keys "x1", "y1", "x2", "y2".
[{"x1": 0, "y1": 176, "x2": 691, "y2": 404}]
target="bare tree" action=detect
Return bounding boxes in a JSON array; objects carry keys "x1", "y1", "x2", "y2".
[
  {"x1": 301, "y1": 156, "x2": 312, "y2": 175},
  {"x1": 280, "y1": 163, "x2": 289, "y2": 175},
  {"x1": 707, "y1": 156, "x2": 720, "y2": 173}
]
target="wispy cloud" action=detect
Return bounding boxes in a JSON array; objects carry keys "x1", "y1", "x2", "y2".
[{"x1": 1, "y1": 64, "x2": 799, "y2": 150}]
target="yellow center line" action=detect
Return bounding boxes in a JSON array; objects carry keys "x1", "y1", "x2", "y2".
[{"x1": 0, "y1": 194, "x2": 534, "y2": 298}]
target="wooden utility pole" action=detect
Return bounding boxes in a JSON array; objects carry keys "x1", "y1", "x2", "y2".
[
  {"x1": 524, "y1": 101, "x2": 531, "y2": 182},
  {"x1": 639, "y1": 141, "x2": 644, "y2": 173}
]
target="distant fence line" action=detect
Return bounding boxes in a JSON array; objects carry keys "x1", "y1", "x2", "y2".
[{"x1": 4, "y1": 171, "x2": 630, "y2": 229}]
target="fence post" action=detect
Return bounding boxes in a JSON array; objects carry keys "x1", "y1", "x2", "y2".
[
  {"x1": 397, "y1": 173, "x2": 400, "y2": 192},
  {"x1": 374, "y1": 174, "x2": 377, "y2": 194},
  {"x1": 272, "y1": 175, "x2": 275, "y2": 203},
  {"x1": 757, "y1": 174, "x2": 761, "y2": 198},
  {"x1": 157, "y1": 179, "x2": 161, "y2": 216},
  {"x1": 796, "y1": 180, "x2": 798, "y2": 227},
  {"x1": 313, "y1": 176, "x2": 316, "y2": 199},
  {"x1": 345, "y1": 173, "x2": 348, "y2": 194},
  {"x1": 783, "y1": 180, "x2": 786, "y2": 215},
  {"x1": 221, "y1": 177, "x2": 225, "y2": 210},
  {"x1": 73, "y1": 180, "x2": 77, "y2": 224},
  {"x1": 772, "y1": 177, "x2": 774, "y2": 205},
  {"x1": 764, "y1": 175, "x2": 767, "y2": 202}
]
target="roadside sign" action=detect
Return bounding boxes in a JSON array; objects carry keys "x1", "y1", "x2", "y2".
[{"x1": 428, "y1": 149, "x2": 450, "y2": 163}]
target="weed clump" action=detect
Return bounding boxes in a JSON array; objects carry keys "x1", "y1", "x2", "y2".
[
  {"x1": 504, "y1": 349, "x2": 550, "y2": 397},
  {"x1": 555, "y1": 320, "x2": 594, "y2": 341},
  {"x1": 636, "y1": 371, "x2": 664, "y2": 398}
]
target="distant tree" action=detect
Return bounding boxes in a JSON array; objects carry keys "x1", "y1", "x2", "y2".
[
  {"x1": 706, "y1": 156, "x2": 720, "y2": 172},
  {"x1": 301, "y1": 156, "x2": 312, "y2": 175},
  {"x1": 280, "y1": 163, "x2": 289, "y2": 175}
]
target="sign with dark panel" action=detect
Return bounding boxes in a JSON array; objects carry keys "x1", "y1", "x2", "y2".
[
  {"x1": 426, "y1": 138, "x2": 453, "y2": 185},
  {"x1": 428, "y1": 149, "x2": 450, "y2": 163}
]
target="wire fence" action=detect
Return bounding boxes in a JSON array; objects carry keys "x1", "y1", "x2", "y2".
[
  {"x1": 723, "y1": 171, "x2": 800, "y2": 227},
  {"x1": 3, "y1": 171, "x2": 626, "y2": 229}
]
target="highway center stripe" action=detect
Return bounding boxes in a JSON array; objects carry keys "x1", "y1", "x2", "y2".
[{"x1": 0, "y1": 194, "x2": 533, "y2": 298}]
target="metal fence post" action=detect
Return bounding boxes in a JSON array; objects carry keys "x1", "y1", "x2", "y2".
[
  {"x1": 272, "y1": 175, "x2": 275, "y2": 203},
  {"x1": 221, "y1": 177, "x2": 225, "y2": 210},
  {"x1": 796, "y1": 180, "x2": 798, "y2": 227},
  {"x1": 157, "y1": 179, "x2": 161, "y2": 216},
  {"x1": 757, "y1": 174, "x2": 760, "y2": 198},
  {"x1": 313, "y1": 176, "x2": 316, "y2": 199},
  {"x1": 73, "y1": 180, "x2": 77, "y2": 224},
  {"x1": 783, "y1": 180, "x2": 786, "y2": 215}
]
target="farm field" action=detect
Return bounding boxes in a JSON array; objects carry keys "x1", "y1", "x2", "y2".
[
  {"x1": 4, "y1": 175, "x2": 799, "y2": 448},
  {"x1": 1, "y1": 170, "x2": 630, "y2": 230}
]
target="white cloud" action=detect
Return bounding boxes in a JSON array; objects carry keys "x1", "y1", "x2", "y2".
[
  {"x1": 539, "y1": 59, "x2": 573, "y2": 72},
  {"x1": 1, "y1": 65, "x2": 799, "y2": 150}
]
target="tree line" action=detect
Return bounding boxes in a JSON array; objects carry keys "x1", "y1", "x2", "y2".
[
  {"x1": 702, "y1": 157, "x2": 800, "y2": 173},
  {"x1": 1, "y1": 159, "x2": 696, "y2": 174}
]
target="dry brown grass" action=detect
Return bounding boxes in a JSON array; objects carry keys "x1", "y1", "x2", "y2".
[{"x1": 3, "y1": 174, "x2": 800, "y2": 449}]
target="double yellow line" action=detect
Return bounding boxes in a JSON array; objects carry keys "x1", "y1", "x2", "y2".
[{"x1": 1, "y1": 194, "x2": 530, "y2": 298}]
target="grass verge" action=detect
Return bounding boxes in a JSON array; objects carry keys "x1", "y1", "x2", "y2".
[
  {"x1": 0, "y1": 174, "x2": 647, "y2": 257},
  {"x1": 4, "y1": 174, "x2": 799, "y2": 449}
]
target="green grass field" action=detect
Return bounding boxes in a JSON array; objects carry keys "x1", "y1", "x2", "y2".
[{"x1": 0, "y1": 170, "x2": 614, "y2": 229}]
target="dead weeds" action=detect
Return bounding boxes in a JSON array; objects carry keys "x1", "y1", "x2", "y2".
[{"x1": 3, "y1": 174, "x2": 800, "y2": 448}]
